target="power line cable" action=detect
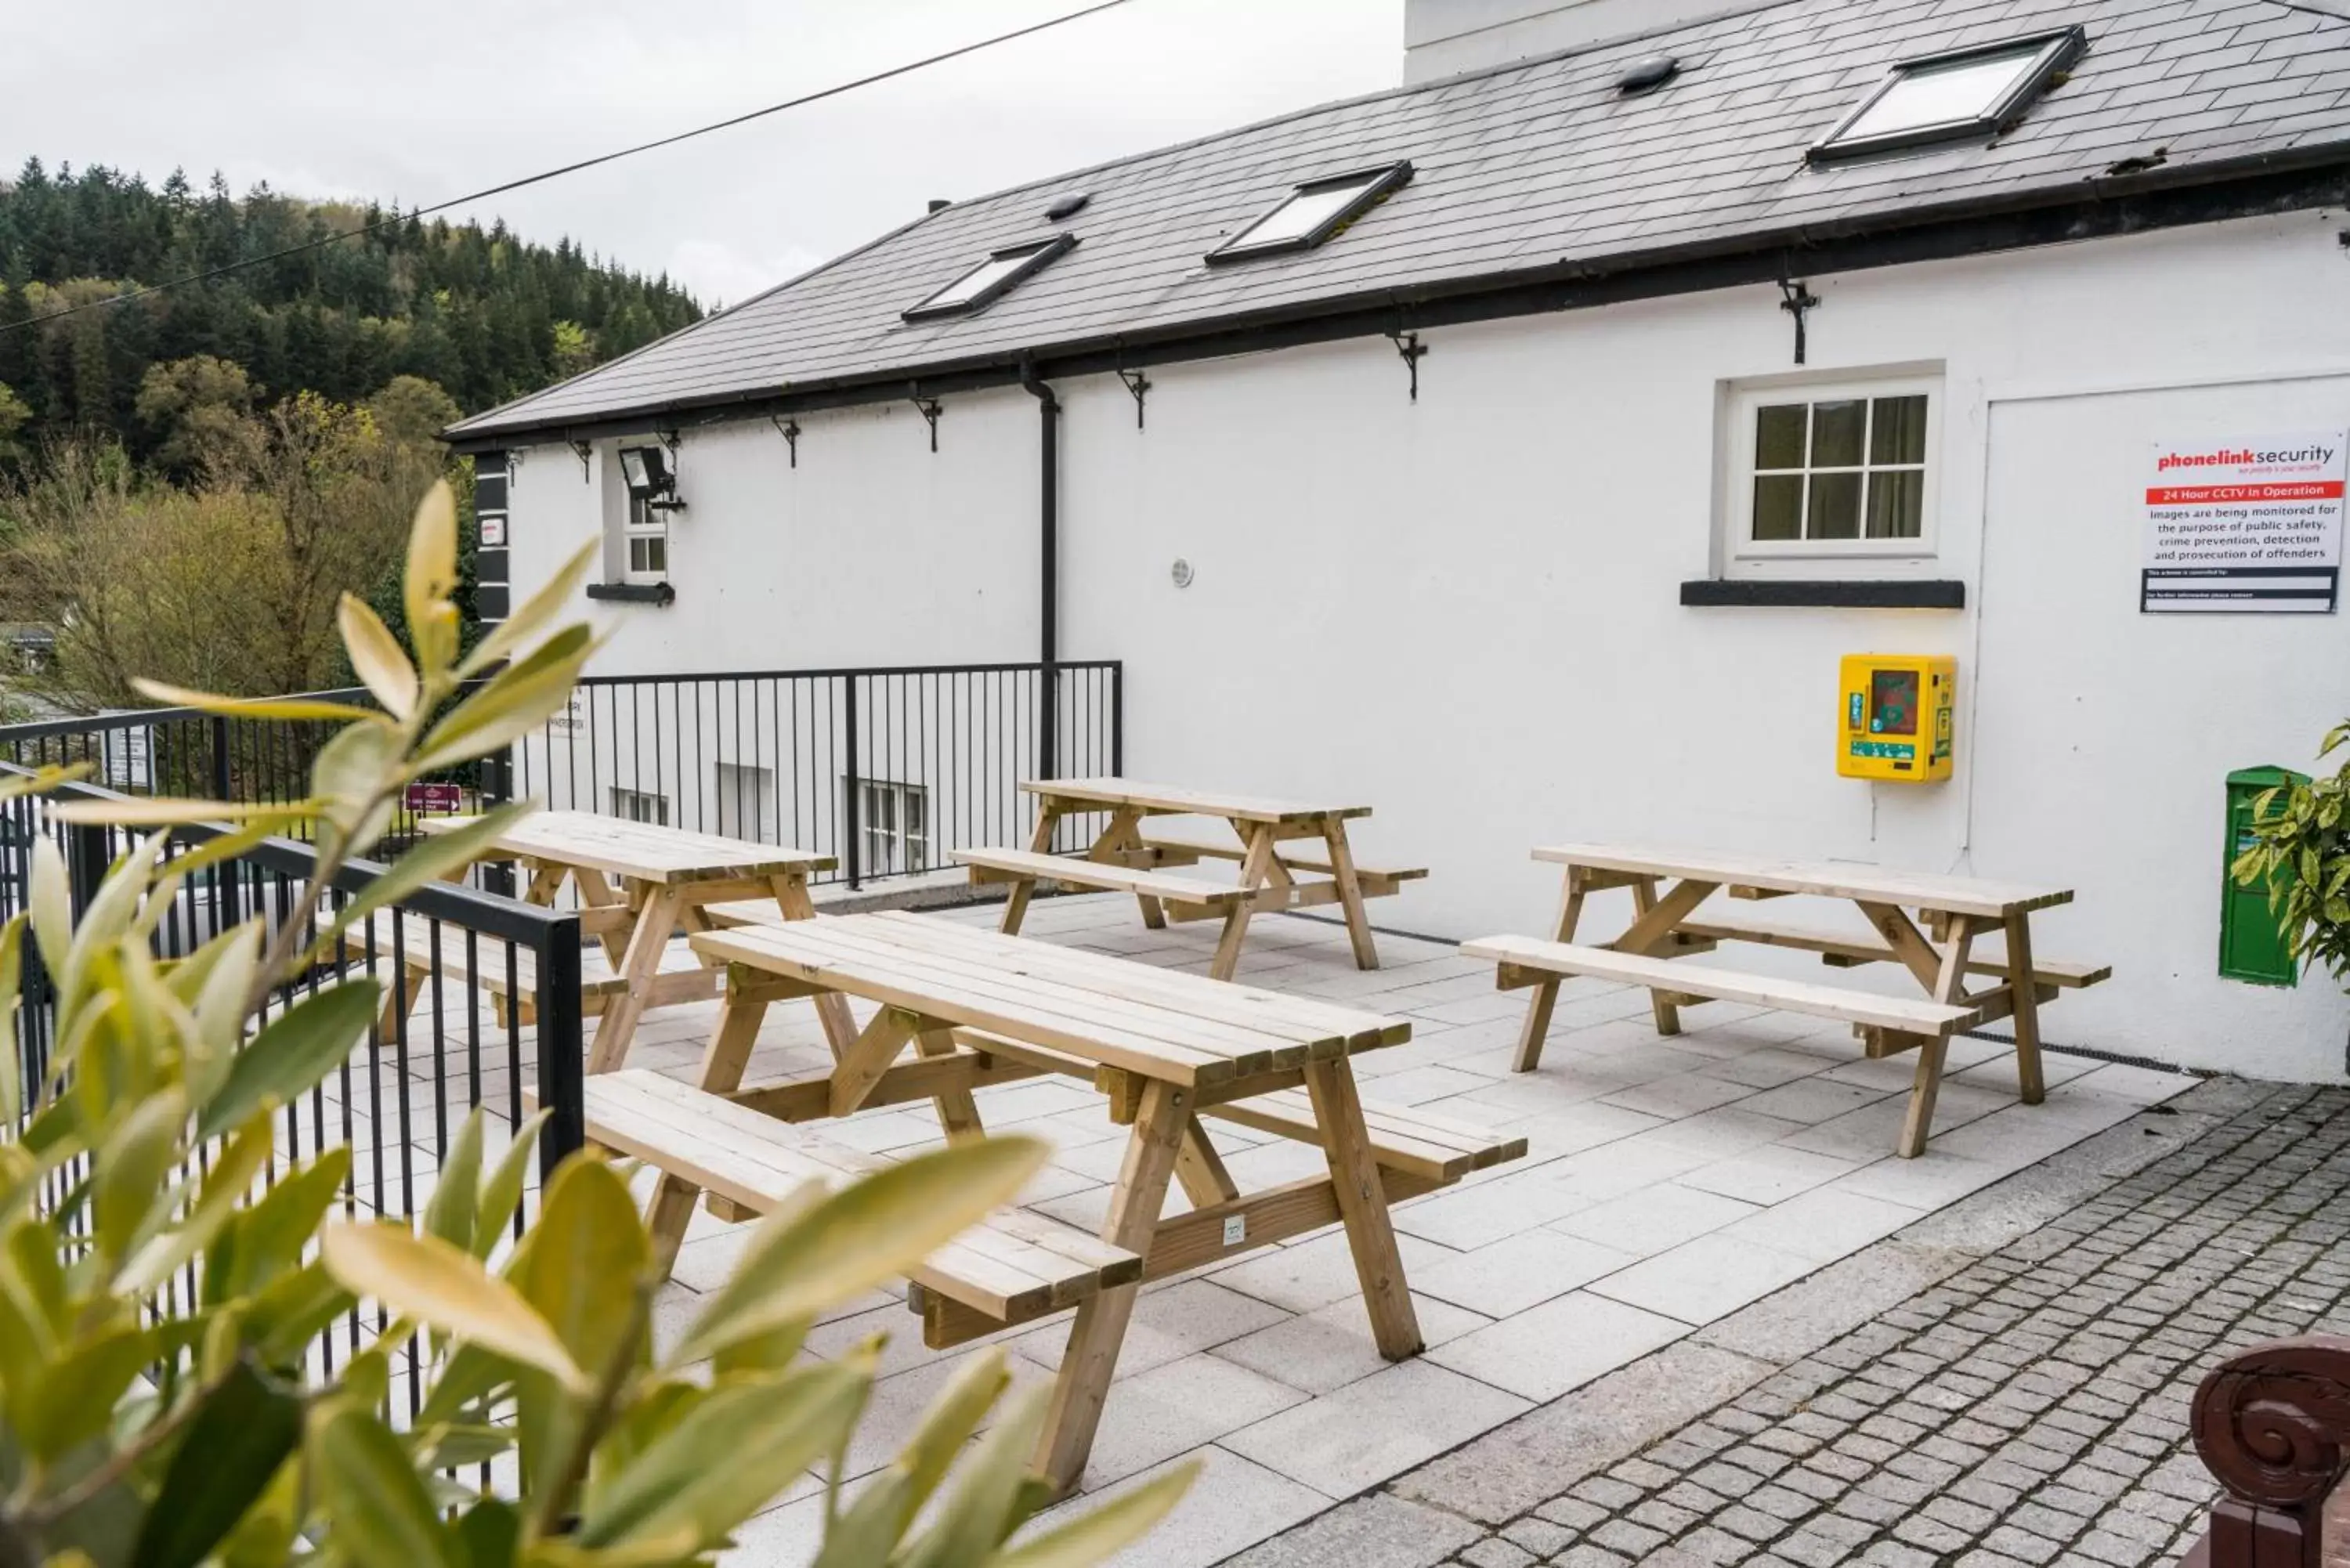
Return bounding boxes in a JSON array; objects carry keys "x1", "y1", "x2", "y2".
[{"x1": 2, "y1": 0, "x2": 1136, "y2": 335}]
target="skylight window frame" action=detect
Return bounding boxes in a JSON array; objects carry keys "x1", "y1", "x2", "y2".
[
  {"x1": 1809, "y1": 27, "x2": 2087, "y2": 164},
  {"x1": 1206, "y1": 161, "x2": 1415, "y2": 266},
  {"x1": 902, "y1": 233, "x2": 1079, "y2": 323}
]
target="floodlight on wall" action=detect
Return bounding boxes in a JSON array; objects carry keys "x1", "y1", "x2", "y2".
[
  {"x1": 619, "y1": 445, "x2": 686, "y2": 511},
  {"x1": 1810, "y1": 27, "x2": 2086, "y2": 162}
]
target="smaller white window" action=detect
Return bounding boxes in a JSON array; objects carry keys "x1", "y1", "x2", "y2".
[
  {"x1": 1207, "y1": 163, "x2": 1413, "y2": 265},
  {"x1": 859, "y1": 779, "x2": 929, "y2": 877},
  {"x1": 609, "y1": 786, "x2": 670, "y2": 826},
  {"x1": 1812, "y1": 30, "x2": 2084, "y2": 161},
  {"x1": 715, "y1": 762, "x2": 775, "y2": 842},
  {"x1": 1726, "y1": 376, "x2": 1940, "y2": 566},
  {"x1": 622, "y1": 493, "x2": 667, "y2": 584}
]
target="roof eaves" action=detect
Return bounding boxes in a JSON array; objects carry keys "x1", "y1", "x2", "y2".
[{"x1": 445, "y1": 138, "x2": 2350, "y2": 451}]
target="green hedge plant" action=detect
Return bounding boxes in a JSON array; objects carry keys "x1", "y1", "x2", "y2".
[
  {"x1": 0, "y1": 482, "x2": 1191, "y2": 1566},
  {"x1": 2232, "y1": 721, "x2": 2350, "y2": 985}
]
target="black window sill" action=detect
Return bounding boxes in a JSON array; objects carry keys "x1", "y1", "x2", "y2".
[
  {"x1": 586, "y1": 582, "x2": 676, "y2": 606},
  {"x1": 1680, "y1": 579, "x2": 1965, "y2": 609}
]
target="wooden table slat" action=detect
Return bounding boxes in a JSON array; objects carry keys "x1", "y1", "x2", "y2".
[
  {"x1": 1531, "y1": 843, "x2": 2072, "y2": 918},
  {"x1": 423, "y1": 809, "x2": 834, "y2": 886},
  {"x1": 1023, "y1": 777, "x2": 1372, "y2": 825}
]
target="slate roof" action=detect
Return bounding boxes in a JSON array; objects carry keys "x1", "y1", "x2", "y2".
[{"x1": 449, "y1": 0, "x2": 2350, "y2": 443}]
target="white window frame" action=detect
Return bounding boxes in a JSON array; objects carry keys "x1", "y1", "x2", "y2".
[
  {"x1": 714, "y1": 761, "x2": 775, "y2": 843},
  {"x1": 621, "y1": 491, "x2": 669, "y2": 586},
  {"x1": 857, "y1": 779, "x2": 930, "y2": 878},
  {"x1": 1723, "y1": 372, "x2": 1944, "y2": 573},
  {"x1": 609, "y1": 786, "x2": 670, "y2": 826}
]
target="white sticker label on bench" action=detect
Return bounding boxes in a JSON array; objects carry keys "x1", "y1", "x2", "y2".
[{"x1": 1223, "y1": 1215, "x2": 1246, "y2": 1246}]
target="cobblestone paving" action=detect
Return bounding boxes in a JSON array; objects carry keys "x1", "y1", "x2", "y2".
[{"x1": 1424, "y1": 1084, "x2": 2350, "y2": 1568}]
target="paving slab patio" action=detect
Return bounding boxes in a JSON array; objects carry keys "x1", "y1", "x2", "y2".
[
  {"x1": 1236, "y1": 1078, "x2": 2350, "y2": 1568},
  {"x1": 367, "y1": 888, "x2": 2201, "y2": 1567}
]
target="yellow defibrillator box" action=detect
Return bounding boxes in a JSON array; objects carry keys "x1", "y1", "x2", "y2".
[{"x1": 1838, "y1": 655, "x2": 1955, "y2": 783}]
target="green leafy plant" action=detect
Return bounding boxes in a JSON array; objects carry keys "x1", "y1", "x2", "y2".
[
  {"x1": 0, "y1": 482, "x2": 1192, "y2": 1566},
  {"x1": 2232, "y1": 724, "x2": 2350, "y2": 984}
]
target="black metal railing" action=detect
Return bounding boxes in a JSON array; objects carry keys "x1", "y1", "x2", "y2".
[
  {"x1": 515, "y1": 662, "x2": 1122, "y2": 887},
  {"x1": 0, "y1": 764, "x2": 585, "y2": 1418},
  {"x1": 0, "y1": 685, "x2": 494, "y2": 854}
]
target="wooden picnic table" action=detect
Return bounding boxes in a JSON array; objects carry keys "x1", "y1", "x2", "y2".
[
  {"x1": 579, "y1": 909, "x2": 1520, "y2": 1498},
  {"x1": 955, "y1": 777, "x2": 1427, "y2": 981},
  {"x1": 1467, "y1": 844, "x2": 2108, "y2": 1158},
  {"x1": 418, "y1": 810, "x2": 848, "y2": 1071}
]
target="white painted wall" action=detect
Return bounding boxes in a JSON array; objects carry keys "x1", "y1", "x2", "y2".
[
  {"x1": 497, "y1": 208, "x2": 2350, "y2": 1082},
  {"x1": 1404, "y1": 0, "x2": 1790, "y2": 82}
]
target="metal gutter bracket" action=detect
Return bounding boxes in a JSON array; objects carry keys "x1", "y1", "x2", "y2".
[
  {"x1": 1390, "y1": 331, "x2": 1429, "y2": 401},
  {"x1": 567, "y1": 437, "x2": 592, "y2": 481},
  {"x1": 771, "y1": 414, "x2": 801, "y2": 468},
  {"x1": 1116, "y1": 367, "x2": 1150, "y2": 429},
  {"x1": 909, "y1": 388, "x2": 944, "y2": 452},
  {"x1": 1778, "y1": 276, "x2": 1821, "y2": 366}
]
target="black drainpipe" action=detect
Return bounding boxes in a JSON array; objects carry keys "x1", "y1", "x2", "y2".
[{"x1": 1020, "y1": 359, "x2": 1061, "y2": 786}]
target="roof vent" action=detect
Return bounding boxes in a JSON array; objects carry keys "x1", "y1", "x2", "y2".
[
  {"x1": 1618, "y1": 54, "x2": 1679, "y2": 95},
  {"x1": 927, "y1": 198, "x2": 952, "y2": 214},
  {"x1": 1046, "y1": 192, "x2": 1091, "y2": 222}
]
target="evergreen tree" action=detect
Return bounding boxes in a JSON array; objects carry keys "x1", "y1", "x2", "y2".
[{"x1": 0, "y1": 157, "x2": 702, "y2": 463}]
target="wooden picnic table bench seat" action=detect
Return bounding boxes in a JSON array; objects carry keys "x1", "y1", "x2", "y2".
[
  {"x1": 1134, "y1": 822, "x2": 1430, "y2": 893},
  {"x1": 577, "y1": 1069, "x2": 1141, "y2": 1327},
  {"x1": 1466, "y1": 935, "x2": 1984, "y2": 1039},
  {"x1": 951, "y1": 847, "x2": 1249, "y2": 911},
  {"x1": 371, "y1": 922, "x2": 720, "y2": 1038},
  {"x1": 1676, "y1": 915, "x2": 2112, "y2": 989},
  {"x1": 1201, "y1": 1086, "x2": 1526, "y2": 1183}
]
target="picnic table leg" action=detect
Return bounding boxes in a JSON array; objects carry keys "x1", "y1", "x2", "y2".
[
  {"x1": 1627, "y1": 876, "x2": 1710, "y2": 1037},
  {"x1": 1321, "y1": 819, "x2": 1382, "y2": 973},
  {"x1": 913, "y1": 1028, "x2": 987, "y2": 1143},
  {"x1": 522, "y1": 859, "x2": 567, "y2": 905},
  {"x1": 1897, "y1": 917, "x2": 1979, "y2": 1158},
  {"x1": 648, "y1": 980, "x2": 773, "y2": 1277},
  {"x1": 1095, "y1": 807, "x2": 1166, "y2": 931},
  {"x1": 999, "y1": 807, "x2": 1064, "y2": 936},
  {"x1": 1038, "y1": 1078, "x2": 1188, "y2": 1499},
  {"x1": 1209, "y1": 826, "x2": 1278, "y2": 981},
  {"x1": 2004, "y1": 912, "x2": 2047, "y2": 1106},
  {"x1": 772, "y1": 873, "x2": 858, "y2": 1055},
  {"x1": 585, "y1": 884, "x2": 686, "y2": 1075},
  {"x1": 1173, "y1": 1118, "x2": 1240, "y2": 1206},
  {"x1": 573, "y1": 868, "x2": 631, "y2": 966},
  {"x1": 1513, "y1": 870, "x2": 1588, "y2": 1073},
  {"x1": 1307, "y1": 1057, "x2": 1423, "y2": 1358}
]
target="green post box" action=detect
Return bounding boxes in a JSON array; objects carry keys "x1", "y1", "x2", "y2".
[{"x1": 2222, "y1": 765, "x2": 2308, "y2": 987}]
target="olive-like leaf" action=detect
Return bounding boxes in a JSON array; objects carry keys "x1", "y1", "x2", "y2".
[
  {"x1": 93, "y1": 1087, "x2": 186, "y2": 1265},
  {"x1": 989, "y1": 1462, "x2": 1201, "y2": 1568},
  {"x1": 319, "y1": 803, "x2": 533, "y2": 946},
  {"x1": 472, "y1": 1107, "x2": 547, "y2": 1259},
  {"x1": 196, "y1": 980, "x2": 380, "y2": 1143},
  {"x1": 338, "y1": 592, "x2": 419, "y2": 721},
  {"x1": 577, "y1": 1363, "x2": 873, "y2": 1550},
  {"x1": 405, "y1": 481, "x2": 461, "y2": 677},
  {"x1": 18, "y1": 1320, "x2": 156, "y2": 1459},
  {"x1": 671, "y1": 1135, "x2": 1048, "y2": 1369},
  {"x1": 423, "y1": 1107, "x2": 485, "y2": 1253},
  {"x1": 0, "y1": 915, "x2": 24, "y2": 1133},
  {"x1": 307, "y1": 1399, "x2": 457, "y2": 1568},
  {"x1": 320, "y1": 1222, "x2": 587, "y2": 1393},
  {"x1": 128, "y1": 1357, "x2": 303, "y2": 1568},
  {"x1": 118, "y1": 1115, "x2": 273, "y2": 1295},
  {"x1": 515, "y1": 1154, "x2": 647, "y2": 1373},
  {"x1": 128, "y1": 679, "x2": 381, "y2": 723},
  {"x1": 458, "y1": 538, "x2": 598, "y2": 679},
  {"x1": 414, "y1": 623, "x2": 596, "y2": 775}
]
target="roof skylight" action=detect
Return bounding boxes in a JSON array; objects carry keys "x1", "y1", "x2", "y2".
[
  {"x1": 1811, "y1": 27, "x2": 2085, "y2": 162},
  {"x1": 1207, "y1": 162, "x2": 1413, "y2": 265},
  {"x1": 902, "y1": 234, "x2": 1077, "y2": 321}
]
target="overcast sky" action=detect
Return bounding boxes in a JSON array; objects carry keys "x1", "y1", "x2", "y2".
[{"x1": 9, "y1": 0, "x2": 1405, "y2": 307}]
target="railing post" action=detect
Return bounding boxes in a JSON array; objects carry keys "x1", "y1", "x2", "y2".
[
  {"x1": 479, "y1": 746, "x2": 516, "y2": 898},
  {"x1": 1111, "y1": 661, "x2": 1124, "y2": 776},
  {"x1": 533, "y1": 912, "x2": 586, "y2": 1182},
  {"x1": 209, "y1": 715, "x2": 243, "y2": 929},
  {"x1": 1039, "y1": 660, "x2": 1059, "y2": 789},
  {"x1": 843, "y1": 676, "x2": 862, "y2": 891},
  {"x1": 65, "y1": 822, "x2": 109, "y2": 916}
]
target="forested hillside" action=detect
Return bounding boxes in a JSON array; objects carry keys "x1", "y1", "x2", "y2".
[
  {"x1": 0, "y1": 159, "x2": 703, "y2": 712},
  {"x1": 0, "y1": 158, "x2": 702, "y2": 461}
]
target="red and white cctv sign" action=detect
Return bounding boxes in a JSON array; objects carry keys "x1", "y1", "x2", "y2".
[{"x1": 2143, "y1": 431, "x2": 2346, "y2": 613}]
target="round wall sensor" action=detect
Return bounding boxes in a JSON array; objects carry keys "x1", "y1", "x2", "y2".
[{"x1": 1170, "y1": 558, "x2": 1194, "y2": 588}]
